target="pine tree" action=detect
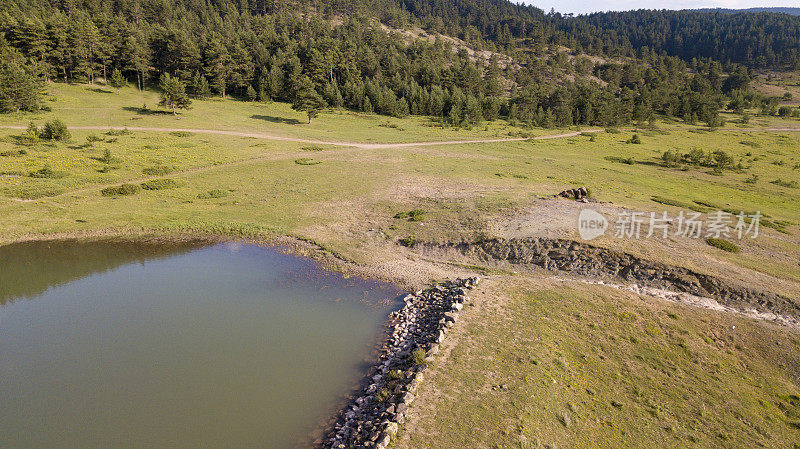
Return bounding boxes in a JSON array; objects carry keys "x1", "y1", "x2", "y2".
[
  {"x1": 191, "y1": 72, "x2": 211, "y2": 99},
  {"x1": 109, "y1": 68, "x2": 126, "y2": 92},
  {"x1": 246, "y1": 85, "x2": 258, "y2": 102},
  {"x1": 292, "y1": 76, "x2": 326, "y2": 123},
  {"x1": 158, "y1": 73, "x2": 191, "y2": 115},
  {"x1": 203, "y1": 36, "x2": 232, "y2": 98},
  {"x1": 0, "y1": 53, "x2": 44, "y2": 113}
]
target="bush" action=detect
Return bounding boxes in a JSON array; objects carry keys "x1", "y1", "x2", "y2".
[
  {"x1": 706, "y1": 238, "x2": 740, "y2": 253},
  {"x1": 142, "y1": 165, "x2": 175, "y2": 175},
  {"x1": 40, "y1": 119, "x2": 70, "y2": 141},
  {"x1": 141, "y1": 178, "x2": 184, "y2": 190},
  {"x1": 379, "y1": 121, "x2": 404, "y2": 130},
  {"x1": 169, "y1": 131, "x2": 193, "y2": 138},
  {"x1": 661, "y1": 150, "x2": 681, "y2": 167},
  {"x1": 395, "y1": 209, "x2": 427, "y2": 221},
  {"x1": 0, "y1": 149, "x2": 26, "y2": 157},
  {"x1": 412, "y1": 347, "x2": 427, "y2": 365},
  {"x1": 605, "y1": 156, "x2": 634, "y2": 165},
  {"x1": 295, "y1": 158, "x2": 321, "y2": 165},
  {"x1": 99, "y1": 149, "x2": 120, "y2": 164},
  {"x1": 778, "y1": 106, "x2": 794, "y2": 117},
  {"x1": 23, "y1": 121, "x2": 39, "y2": 144},
  {"x1": 400, "y1": 235, "x2": 416, "y2": 247},
  {"x1": 626, "y1": 134, "x2": 642, "y2": 144},
  {"x1": 375, "y1": 388, "x2": 389, "y2": 402},
  {"x1": 28, "y1": 165, "x2": 66, "y2": 178},
  {"x1": 771, "y1": 179, "x2": 799, "y2": 188},
  {"x1": 301, "y1": 145, "x2": 324, "y2": 151},
  {"x1": 100, "y1": 183, "x2": 140, "y2": 196},
  {"x1": 198, "y1": 189, "x2": 229, "y2": 199},
  {"x1": 105, "y1": 128, "x2": 132, "y2": 136}
]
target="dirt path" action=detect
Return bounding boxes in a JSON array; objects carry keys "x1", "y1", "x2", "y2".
[
  {"x1": 3, "y1": 124, "x2": 798, "y2": 148},
  {"x1": 0, "y1": 125, "x2": 602, "y2": 149}
]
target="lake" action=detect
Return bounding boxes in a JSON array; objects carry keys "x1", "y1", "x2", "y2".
[{"x1": 0, "y1": 240, "x2": 401, "y2": 449}]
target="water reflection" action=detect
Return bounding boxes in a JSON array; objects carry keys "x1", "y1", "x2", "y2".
[
  {"x1": 0, "y1": 240, "x2": 401, "y2": 449},
  {"x1": 0, "y1": 239, "x2": 206, "y2": 305}
]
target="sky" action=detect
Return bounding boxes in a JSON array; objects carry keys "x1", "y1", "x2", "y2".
[{"x1": 523, "y1": 0, "x2": 797, "y2": 15}]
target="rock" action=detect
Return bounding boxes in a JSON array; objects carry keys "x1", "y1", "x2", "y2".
[
  {"x1": 321, "y1": 278, "x2": 479, "y2": 448},
  {"x1": 384, "y1": 421, "x2": 399, "y2": 437}
]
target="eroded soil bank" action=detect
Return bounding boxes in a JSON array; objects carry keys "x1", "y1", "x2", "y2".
[{"x1": 423, "y1": 237, "x2": 800, "y2": 322}]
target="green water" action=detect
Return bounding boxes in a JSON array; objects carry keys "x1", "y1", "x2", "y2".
[{"x1": 0, "y1": 240, "x2": 401, "y2": 449}]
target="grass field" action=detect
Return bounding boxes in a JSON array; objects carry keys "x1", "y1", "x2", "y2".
[
  {"x1": 2, "y1": 83, "x2": 800, "y2": 449},
  {"x1": 2, "y1": 84, "x2": 799, "y2": 282},
  {"x1": 0, "y1": 83, "x2": 543, "y2": 144},
  {"x1": 397, "y1": 279, "x2": 800, "y2": 449}
]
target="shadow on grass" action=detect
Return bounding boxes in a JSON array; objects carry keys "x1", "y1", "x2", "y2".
[
  {"x1": 122, "y1": 106, "x2": 173, "y2": 116},
  {"x1": 250, "y1": 114, "x2": 302, "y2": 125},
  {"x1": 87, "y1": 87, "x2": 113, "y2": 94}
]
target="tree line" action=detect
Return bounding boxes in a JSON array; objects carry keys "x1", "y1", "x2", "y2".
[{"x1": 0, "y1": 0, "x2": 794, "y2": 127}]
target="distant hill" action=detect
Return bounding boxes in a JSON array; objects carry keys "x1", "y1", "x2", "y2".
[{"x1": 698, "y1": 7, "x2": 800, "y2": 16}]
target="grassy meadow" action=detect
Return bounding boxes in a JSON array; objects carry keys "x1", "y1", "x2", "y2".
[
  {"x1": 397, "y1": 280, "x2": 800, "y2": 449},
  {"x1": 2, "y1": 83, "x2": 800, "y2": 279},
  {"x1": 2, "y1": 83, "x2": 800, "y2": 449}
]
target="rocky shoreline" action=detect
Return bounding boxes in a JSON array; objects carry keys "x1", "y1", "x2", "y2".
[{"x1": 320, "y1": 277, "x2": 479, "y2": 449}]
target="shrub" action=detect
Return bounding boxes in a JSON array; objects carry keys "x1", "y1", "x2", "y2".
[
  {"x1": 1, "y1": 149, "x2": 26, "y2": 157},
  {"x1": 141, "y1": 178, "x2": 184, "y2": 190},
  {"x1": 28, "y1": 165, "x2": 66, "y2": 178},
  {"x1": 626, "y1": 134, "x2": 642, "y2": 144},
  {"x1": 744, "y1": 174, "x2": 759, "y2": 184},
  {"x1": 105, "y1": 128, "x2": 132, "y2": 136},
  {"x1": 379, "y1": 121, "x2": 404, "y2": 130},
  {"x1": 301, "y1": 145, "x2": 324, "y2": 151},
  {"x1": 604, "y1": 156, "x2": 635, "y2": 165},
  {"x1": 100, "y1": 183, "x2": 140, "y2": 196},
  {"x1": 394, "y1": 209, "x2": 427, "y2": 221},
  {"x1": 294, "y1": 158, "x2": 321, "y2": 165},
  {"x1": 169, "y1": 131, "x2": 193, "y2": 138},
  {"x1": 23, "y1": 121, "x2": 39, "y2": 144},
  {"x1": 412, "y1": 347, "x2": 427, "y2": 365},
  {"x1": 386, "y1": 369, "x2": 403, "y2": 381},
  {"x1": 771, "y1": 179, "x2": 799, "y2": 188},
  {"x1": 86, "y1": 133, "x2": 103, "y2": 143},
  {"x1": 40, "y1": 119, "x2": 70, "y2": 141},
  {"x1": 400, "y1": 235, "x2": 416, "y2": 247},
  {"x1": 99, "y1": 149, "x2": 120, "y2": 164},
  {"x1": 375, "y1": 388, "x2": 389, "y2": 402},
  {"x1": 198, "y1": 189, "x2": 229, "y2": 199},
  {"x1": 605, "y1": 128, "x2": 621, "y2": 134},
  {"x1": 706, "y1": 238, "x2": 740, "y2": 253},
  {"x1": 142, "y1": 165, "x2": 175, "y2": 175},
  {"x1": 661, "y1": 150, "x2": 681, "y2": 167}
]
